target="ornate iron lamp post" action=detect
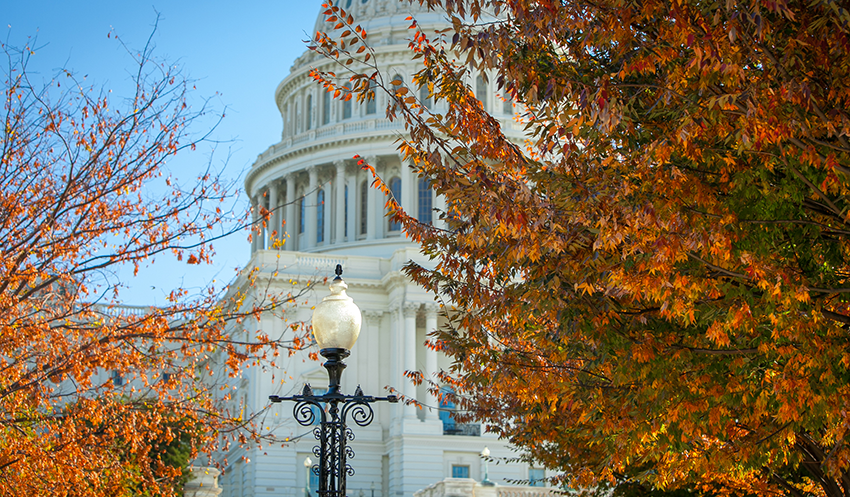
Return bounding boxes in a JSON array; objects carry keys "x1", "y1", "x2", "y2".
[
  {"x1": 304, "y1": 457, "x2": 313, "y2": 497},
  {"x1": 270, "y1": 265, "x2": 398, "y2": 497},
  {"x1": 480, "y1": 447, "x2": 494, "y2": 486}
]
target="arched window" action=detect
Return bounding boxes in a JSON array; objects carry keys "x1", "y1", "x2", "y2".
[
  {"x1": 342, "y1": 84, "x2": 352, "y2": 120},
  {"x1": 503, "y1": 92, "x2": 513, "y2": 115},
  {"x1": 475, "y1": 75, "x2": 488, "y2": 111},
  {"x1": 419, "y1": 83, "x2": 431, "y2": 109},
  {"x1": 365, "y1": 80, "x2": 377, "y2": 115},
  {"x1": 295, "y1": 101, "x2": 300, "y2": 133},
  {"x1": 299, "y1": 196, "x2": 306, "y2": 234},
  {"x1": 282, "y1": 104, "x2": 288, "y2": 135},
  {"x1": 306, "y1": 94, "x2": 313, "y2": 130},
  {"x1": 389, "y1": 177, "x2": 402, "y2": 231},
  {"x1": 344, "y1": 185, "x2": 348, "y2": 238},
  {"x1": 360, "y1": 180, "x2": 368, "y2": 235},
  {"x1": 317, "y1": 189, "x2": 325, "y2": 243},
  {"x1": 418, "y1": 178, "x2": 432, "y2": 225},
  {"x1": 391, "y1": 74, "x2": 404, "y2": 104},
  {"x1": 322, "y1": 90, "x2": 331, "y2": 125}
]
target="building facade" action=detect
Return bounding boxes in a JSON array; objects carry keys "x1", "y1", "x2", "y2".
[{"x1": 218, "y1": 1, "x2": 538, "y2": 496}]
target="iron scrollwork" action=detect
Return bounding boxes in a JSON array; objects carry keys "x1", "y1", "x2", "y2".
[{"x1": 270, "y1": 353, "x2": 398, "y2": 497}]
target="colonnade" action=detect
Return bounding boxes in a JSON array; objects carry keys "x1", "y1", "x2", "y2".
[
  {"x1": 251, "y1": 154, "x2": 446, "y2": 254},
  {"x1": 384, "y1": 301, "x2": 441, "y2": 422}
]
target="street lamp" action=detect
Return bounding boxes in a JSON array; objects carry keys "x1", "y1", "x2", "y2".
[
  {"x1": 480, "y1": 447, "x2": 494, "y2": 486},
  {"x1": 270, "y1": 265, "x2": 398, "y2": 497},
  {"x1": 304, "y1": 457, "x2": 313, "y2": 497}
]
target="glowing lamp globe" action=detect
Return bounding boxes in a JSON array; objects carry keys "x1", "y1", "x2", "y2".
[{"x1": 312, "y1": 267, "x2": 362, "y2": 351}]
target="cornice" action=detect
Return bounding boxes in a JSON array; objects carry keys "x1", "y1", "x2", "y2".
[{"x1": 245, "y1": 128, "x2": 403, "y2": 194}]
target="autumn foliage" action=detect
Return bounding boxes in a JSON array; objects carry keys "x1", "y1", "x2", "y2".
[
  {"x1": 311, "y1": 1, "x2": 850, "y2": 496},
  {"x1": 0, "y1": 35, "x2": 302, "y2": 495}
]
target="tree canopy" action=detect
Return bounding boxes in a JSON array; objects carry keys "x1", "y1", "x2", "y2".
[
  {"x1": 0, "y1": 32, "x2": 305, "y2": 495},
  {"x1": 311, "y1": 0, "x2": 850, "y2": 496}
]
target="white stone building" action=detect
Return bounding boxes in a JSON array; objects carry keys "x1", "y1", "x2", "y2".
[{"x1": 218, "y1": 1, "x2": 540, "y2": 496}]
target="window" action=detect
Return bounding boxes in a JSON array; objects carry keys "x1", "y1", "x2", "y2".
[
  {"x1": 476, "y1": 75, "x2": 488, "y2": 111},
  {"x1": 420, "y1": 83, "x2": 431, "y2": 109},
  {"x1": 295, "y1": 101, "x2": 300, "y2": 132},
  {"x1": 391, "y1": 74, "x2": 404, "y2": 106},
  {"x1": 306, "y1": 94, "x2": 313, "y2": 130},
  {"x1": 451, "y1": 465, "x2": 470, "y2": 479},
  {"x1": 344, "y1": 185, "x2": 348, "y2": 237},
  {"x1": 111, "y1": 370, "x2": 124, "y2": 386},
  {"x1": 439, "y1": 386, "x2": 455, "y2": 431},
  {"x1": 503, "y1": 93, "x2": 513, "y2": 115},
  {"x1": 343, "y1": 84, "x2": 352, "y2": 119},
  {"x1": 529, "y1": 468, "x2": 545, "y2": 487},
  {"x1": 299, "y1": 197, "x2": 306, "y2": 234},
  {"x1": 366, "y1": 80, "x2": 377, "y2": 115},
  {"x1": 418, "y1": 178, "x2": 432, "y2": 224},
  {"x1": 322, "y1": 90, "x2": 331, "y2": 125},
  {"x1": 309, "y1": 466, "x2": 320, "y2": 497},
  {"x1": 310, "y1": 388, "x2": 328, "y2": 425},
  {"x1": 317, "y1": 189, "x2": 325, "y2": 243},
  {"x1": 389, "y1": 177, "x2": 402, "y2": 231},
  {"x1": 360, "y1": 180, "x2": 368, "y2": 235},
  {"x1": 282, "y1": 104, "x2": 288, "y2": 135}
]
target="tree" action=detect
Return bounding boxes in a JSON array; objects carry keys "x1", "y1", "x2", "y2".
[
  {"x1": 0, "y1": 31, "x2": 308, "y2": 495},
  {"x1": 310, "y1": 1, "x2": 850, "y2": 496}
]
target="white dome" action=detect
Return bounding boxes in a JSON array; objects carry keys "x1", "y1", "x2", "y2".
[
  {"x1": 309, "y1": 0, "x2": 435, "y2": 49},
  {"x1": 246, "y1": 0, "x2": 519, "y2": 258}
]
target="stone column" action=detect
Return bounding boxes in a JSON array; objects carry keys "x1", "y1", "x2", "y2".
[
  {"x1": 260, "y1": 190, "x2": 268, "y2": 251},
  {"x1": 403, "y1": 302, "x2": 419, "y2": 419},
  {"x1": 424, "y1": 303, "x2": 439, "y2": 421},
  {"x1": 346, "y1": 171, "x2": 357, "y2": 241},
  {"x1": 306, "y1": 166, "x2": 318, "y2": 249},
  {"x1": 370, "y1": 156, "x2": 384, "y2": 240},
  {"x1": 434, "y1": 188, "x2": 447, "y2": 231},
  {"x1": 334, "y1": 160, "x2": 346, "y2": 244},
  {"x1": 400, "y1": 157, "x2": 414, "y2": 219},
  {"x1": 284, "y1": 175, "x2": 296, "y2": 251},
  {"x1": 362, "y1": 310, "x2": 384, "y2": 391},
  {"x1": 268, "y1": 181, "x2": 279, "y2": 249},
  {"x1": 250, "y1": 196, "x2": 259, "y2": 254},
  {"x1": 365, "y1": 156, "x2": 377, "y2": 241},
  {"x1": 322, "y1": 185, "x2": 331, "y2": 245},
  {"x1": 388, "y1": 301, "x2": 401, "y2": 424}
]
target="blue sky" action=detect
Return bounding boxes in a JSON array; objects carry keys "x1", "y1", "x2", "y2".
[{"x1": 3, "y1": 1, "x2": 322, "y2": 305}]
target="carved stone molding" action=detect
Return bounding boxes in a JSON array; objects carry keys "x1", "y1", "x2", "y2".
[
  {"x1": 363, "y1": 310, "x2": 384, "y2": 324},
  {"x1": 402, "y1": 302, "x2": 420, "y2": 319},
  {"x1": 423, "y1": 303, "x2": 440, "y2": 316}
]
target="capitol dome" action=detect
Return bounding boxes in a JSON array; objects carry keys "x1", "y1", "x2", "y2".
[
  {"x1": 245, "y1": 0, "x2": 521, "y2": 259},
  {"x1": 223, "y1": 3, "x2": 540, "y2": 497}
]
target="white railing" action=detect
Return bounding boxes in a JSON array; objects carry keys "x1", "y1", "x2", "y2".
[
  {"x1": 498, "y1": 487, "x2": 564, "y2": 497},
  {"x1": 296, "y1": 255, "x2": 346, "y2": 272},
  {"x1": 415, "y1": 479, "x2": 563, "y2": 497},
  {"x1": 90, "y1": 303, "x2": 153, "y2": 317}
]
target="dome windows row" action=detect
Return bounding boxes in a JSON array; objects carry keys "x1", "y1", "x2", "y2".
[
  {"x1": 279, "y1": 72, "x2": 512, "y2": 139},
  {"x1": 250, "y1": 155, "x2": 441, "y2": 254}
]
